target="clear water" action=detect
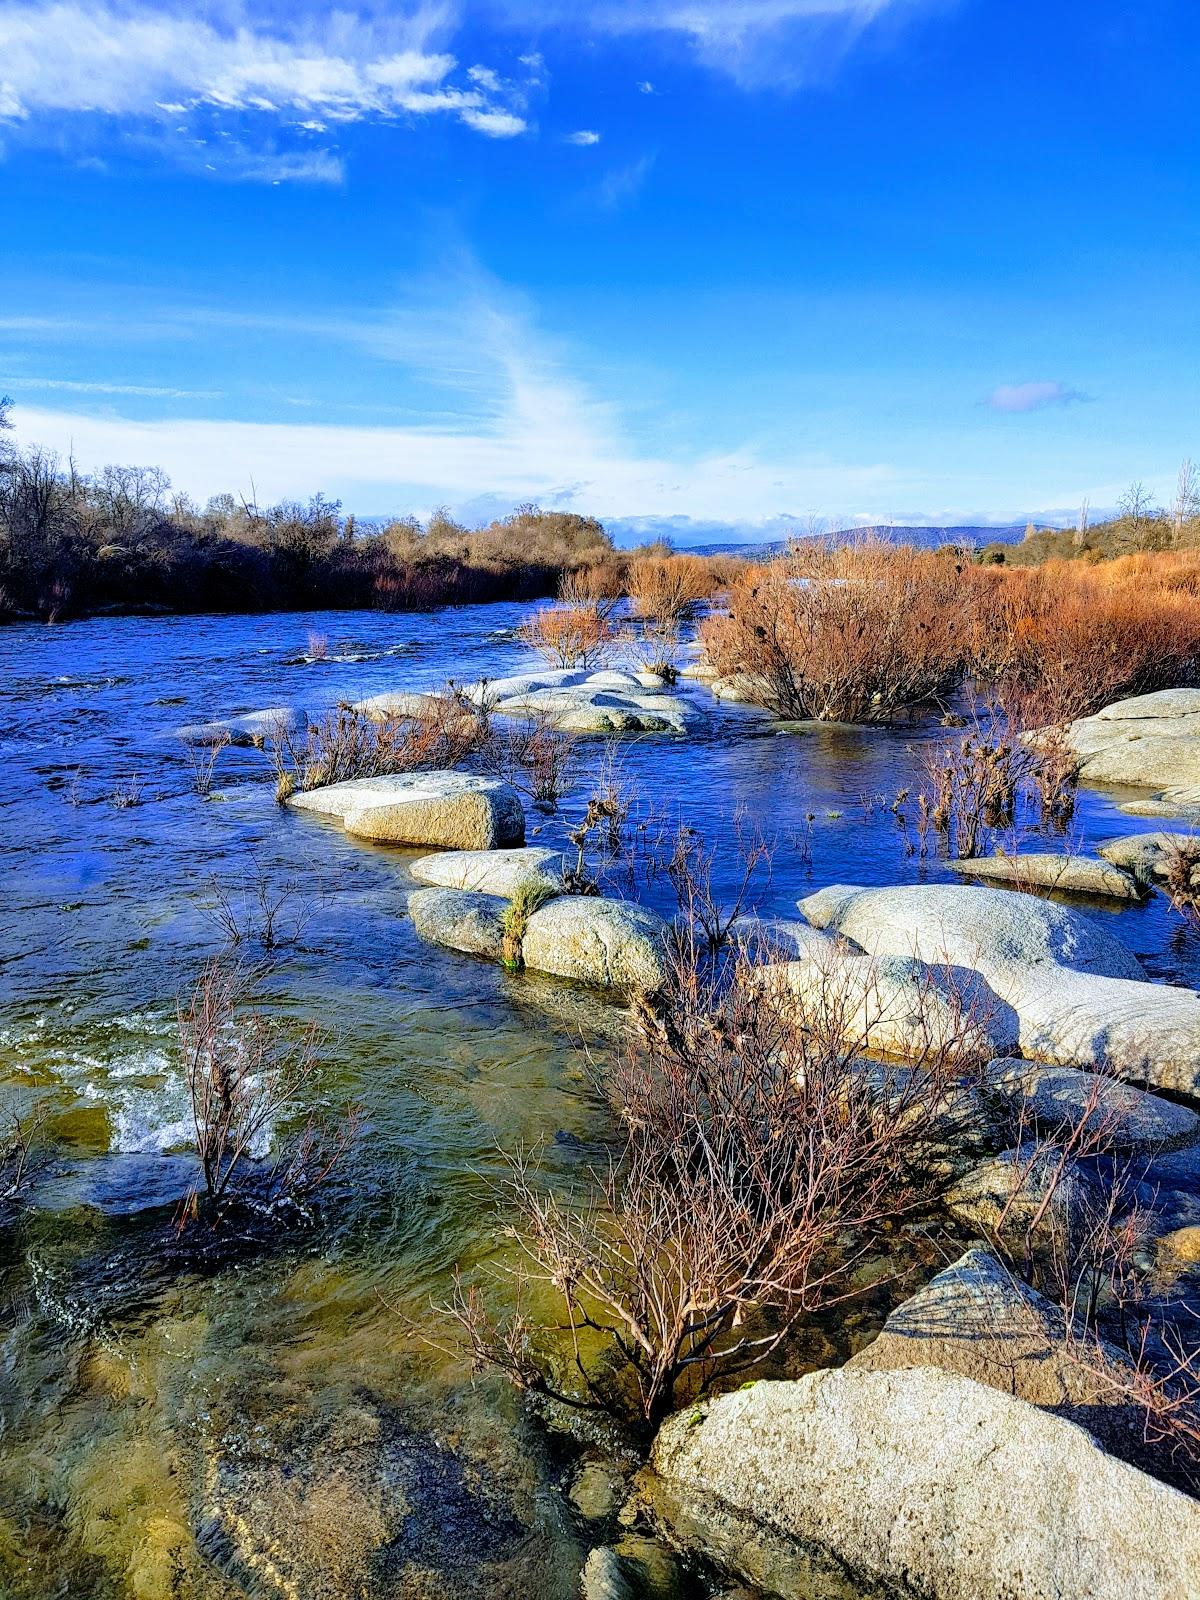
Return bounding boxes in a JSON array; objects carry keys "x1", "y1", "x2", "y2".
[{"x1": 1, "y1": 605, "x2": 1196, "y2": 1597}]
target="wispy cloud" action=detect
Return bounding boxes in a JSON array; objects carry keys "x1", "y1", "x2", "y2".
[
  {"x1": 503, "y1": 1, "x2": 937, "y2": 88},
  {"x1": 591, "y1": 153, "x2": 654, "y2": 210},
  {"x1": 0, "y1": 3, "x2": 531, "y2": 178},
  {"x1": 566, "y1": 128, "x2": 601, "y2": 144},
  {"x1": 986, "y1": 380, "x2": 1090, "y2": 414},
  {"x1": 9, "y1": 376, "x2": 222, "y2": 399}
]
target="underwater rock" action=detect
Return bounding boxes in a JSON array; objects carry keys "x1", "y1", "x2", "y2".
[{"x1": 289, "y1": 771, "x2": 525, "y2": 851}]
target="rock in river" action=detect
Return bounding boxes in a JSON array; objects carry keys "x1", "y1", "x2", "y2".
[
  {"x1": 639, "y1": 1367, "x2": 1200, "y2": 1600},
  {"x1": 409, "y1": 886, "x2": 669, "y2": 991},
  {"x1": 947, "y1": 850, "x2": 1144, "y2": 901},
  {"x1": 1050, "y1": 688, "x2": 1200, "y2": 812},
  {"x1": 177, "y1": 706, "x2": 305, "y2": 747},
  {"x1": 409, "y1": 845, "x2": 567, "y2": 898},
  {"x1": 288, "y1": 771, "x2": 525, "y2": 850},
  {"x1": 985, "y1": 1057, "x2": 1200, "y2": 1153},
  {"x1": 798, "y1": 882, "x2": 1200, "y2": 1098}
]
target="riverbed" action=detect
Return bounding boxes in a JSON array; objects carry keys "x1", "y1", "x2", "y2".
[{"x1": 1, "y1": 604, "x2": 1197, "y2": 1598}]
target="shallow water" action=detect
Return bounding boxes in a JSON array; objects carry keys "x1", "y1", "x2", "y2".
[{"x1": 1, "y1": 605, "x2": 1197, "y2": 1597}]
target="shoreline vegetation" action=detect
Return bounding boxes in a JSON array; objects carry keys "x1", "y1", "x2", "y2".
[{"x1": 4, "y1": 397, "x2": 1200, "y2": 627}]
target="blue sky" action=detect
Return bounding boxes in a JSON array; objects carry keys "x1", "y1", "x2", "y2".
[{"x1": 1, "y1": 0, "x2": 1198, "y2": 542}]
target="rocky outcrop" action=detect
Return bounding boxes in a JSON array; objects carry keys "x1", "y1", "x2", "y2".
[
  {"x1": 177, "y1": 706, "x2": 305, "y2": 747},
  {"x1": 1052, "y1": 689, "x2": 1200, "y2": 813},
  {"x1": 985, "y1": 1058, "x2": 1200, "y2": 1153},
  {"x1": 641, "y1": 1367, "x2": 1200, "y2": 1600},
  {"x1": 1098, "y1": 830, "x2": 1200, "y2": 884},
  {"x1": 288, "y1": 772, "x2": 525, "y2": 850},
  {"x1": 798, "y1": 883, "x2": 1200, "y2": 1098},
  {"x1": 409, "y1": 846, "x2": 567, "y2": 898},
  {"x1": 408, "y1": 887, "x2": 669, "y2": 991},
  {"x1": 461, "y1": 669, "x2": 696, "y2": 734},
  {"x1": 947, "y1": 850, "x2": 1144, "y2": 901}
]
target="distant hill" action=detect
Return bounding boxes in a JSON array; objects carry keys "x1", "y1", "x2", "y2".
[{"x1": 685, "y1": 524, "x2": 1028, "y2": 560}]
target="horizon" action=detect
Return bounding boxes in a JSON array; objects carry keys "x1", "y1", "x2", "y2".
[{"x1": 2, "y1": 1, "x2": 1198, "y2": 540}]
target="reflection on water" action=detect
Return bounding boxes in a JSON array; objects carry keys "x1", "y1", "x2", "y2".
[{"x1": 1, "y1": 605, "x2": 1197, "y2": 1596}]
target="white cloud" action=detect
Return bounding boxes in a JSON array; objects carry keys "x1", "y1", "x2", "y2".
[
  {"x1": 591, "y1": 153, "x2": 654, "y2": 209},
  {"x1": 986, "y1": 381, "x2": 1089, "y2": 414},
  {"x1": 636, "y1": 79, "x2": 656, "y2": 93},
  {"x1": 6, "y1": 278, "x2": 901, "y2": 521},
  {"x1": 566, "y1": 128, "x2": 601, "y2": 144},
  {"x1": 0, "y1": 2, "x2": 528, "y2": 167}
]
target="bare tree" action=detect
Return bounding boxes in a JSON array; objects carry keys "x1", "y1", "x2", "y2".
[
  {"x1": 1118, "y1": 480, "x2": 1159, "y2": 532},
  {"x1": 1173, "y1": 458, "x2": 1199, "y2": 535}
]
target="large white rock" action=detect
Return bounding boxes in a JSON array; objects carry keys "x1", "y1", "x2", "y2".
[
  {"x1": 408, "y1": 846, "x2": 567, "y2": 897},
  {"x1": 759, "y1": 947, "x2": 1017, "y2": 1059},
  {"x1": 848, "y1": 1247, "x2": 1169, "y2": 1477},
  {"x1": 352, "y1": 689, "x2": 454, "y2": 721},
  {"x1": 178, "y1": 707, "x2": 305, "y2": 747},
  {"x1": 289, "y1": 772, "x2": 525, "y2": 850},
  {"x1": 1053, "y1": 689, "x2": 1200, "y2": 806},
  {"x1": 1098, "y1": 830, "x2": 1200, "y2": 883},
  {"x1": 947, "y1": 851, "x2": 1144, "y2": 901},
  {"x1": 409, "y1": 886, "x2": 669, "y2": 991},
  {"x1": 798, "y1": 883, "x2": 1200, "y2": 1097},
  {"x1": 798, "y1": 883, "x2": 1144, "y2": 982},
  {"x1": 521, "y1": 896, "x2": 670, "y2": 990},
  {"x1": 643, "y1": 1367, "x2": 1200, "y2": 1600},
  {"x1": 492, "y1": 685, "x2": 692, "y2": 735}
]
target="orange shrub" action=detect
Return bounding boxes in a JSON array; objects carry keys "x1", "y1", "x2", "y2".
[
  {"x1": 518, "y1": 602, "x2": 615, "y2": 668},
  {"x1": 628, "y1": 553, "x2": 741, "y2": 621}
]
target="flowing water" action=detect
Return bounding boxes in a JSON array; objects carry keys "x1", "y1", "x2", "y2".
[{"x1": 1, "y1": 605, "x2": 1197, "y2": 1598}]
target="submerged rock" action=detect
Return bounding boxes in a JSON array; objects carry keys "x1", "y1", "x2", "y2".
[
  {"x1": 640, "y1": 1367, "x2": 1200, "y2": 1600},
  {"x1": 798, "y1": 883, "x2": 1200, "y2": 1098},
  {"x1": 944, "y1": 1143, "x2": 1100, "y2": 1247},
  {"x1": 947, "y1": 850, "x2": 1144, "y2": 901},
  {"x1": 177, "y1": 706, "x2": 305, "y2": 747},
  {"x1": 289, "y1": 771, "x2": 525, "y2": 850},
  {"x1": 409, "y1": 846, "x2": 567, "y2": 898}
]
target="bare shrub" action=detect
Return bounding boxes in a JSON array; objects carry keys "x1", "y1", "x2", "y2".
[
  {"x1": 109, "y1": 772, "x2": 144, "y2": 809},
  {"x1": 659, "y1": 810, "x2": 772, "y2": 958},
  {"x1": 702, "y1": 545, "x2": 971, "y2": 722},
  {"x1": 269, "y1": 695, "x2": 488, "y2": 795},
  {"x1": 627, "y1": 553, "x2": 724, "y2": 622},
  {"x1": 203, "y1": 855, "x2": 315, "y2": 952},
  {"x1": 177, "y1": 962, "x2": 356, "y2": 1219},
  {"x1": 478, "y1": 711, "x2": 579, "y2": 812},
  {"x1": 181, "y1": 729, "x2": 230, "y2": 797},
  {"x1": 518, "y1": 602, "x2": 615, "y2": 669},
  {"x1": 437, "y1": 948, "x2": 973, "y2": 1435},
  {"x1": 1161, "y1": 838, "x2": 1200, "y2": 925},
  {"x1": 0, "y1": 1097, "x2": 48, "y2": 1202}
]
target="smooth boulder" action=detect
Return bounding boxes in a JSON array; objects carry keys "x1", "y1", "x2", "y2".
[
  {"x1": 759, "y1": 947, "x2": 1017, "y2": 1059},
  {"x1": 289, "y1": 772, "x2": 525, "y2": 850},
  {"x1": 848, "y1": 1247, "x2": 1156, "y2": 1470},
  {"x1": 1098, "y1": 830, "x2": 1200, "y2": 884},
  {"x1": 408, "y1": 888, "x2": 506, "y2": 959},
  {"x1": 1052, "y1": 689, "x2": 1200, "y2": 808},
  {"x1": 178, "y1": 706, "x2": 305, "y2": 747},
  {"x1": 642, "y1": 1367, "x2": 1200, "y2": 1600},
  {"x1": 947, "y1": 851, "x2": 1144, "y2": 901},
  {"x1": 985, "y1": 1058, "x2": 1200, "y2": 1152},
  {"x1": 409, "y1": 846, "x2": 567, "y2": 898},
  {"x1": 521, "y1": 896, "x2": 670, "y2": 991}
]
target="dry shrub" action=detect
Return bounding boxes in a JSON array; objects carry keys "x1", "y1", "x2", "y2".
[
  {"x1": 439, "y1": 945, "x2": 975, "y2": 1435},
  {"x1": 479, "y1": 711, "x2": 579, "y2": 811},
  {"x1": 970, "y1": 555, "x2": 1200, "y2": 726},
  {"x1": 518, "y1": 602, "x2": 615, "y2": 668},
  {"x1": 628, "y1": 553, "x2": 727, "y2": 621},
  {"x1": 269, "y1": 695, "x2": 488, "y2": 795},
  {"x1": 178, "y1": 961, "x2": 356, "y2": 1219},
  {"x1": 702, "y1": 544, "x2": 971, "y2": 722},
  {"x1": 1162, "y1": 837, "x2": 1200, "y2": 925}
]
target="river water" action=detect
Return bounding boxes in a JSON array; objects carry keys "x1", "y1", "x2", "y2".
[{"x1": 1, "y1": 604, "x2": 1196, "y2": 1598}]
